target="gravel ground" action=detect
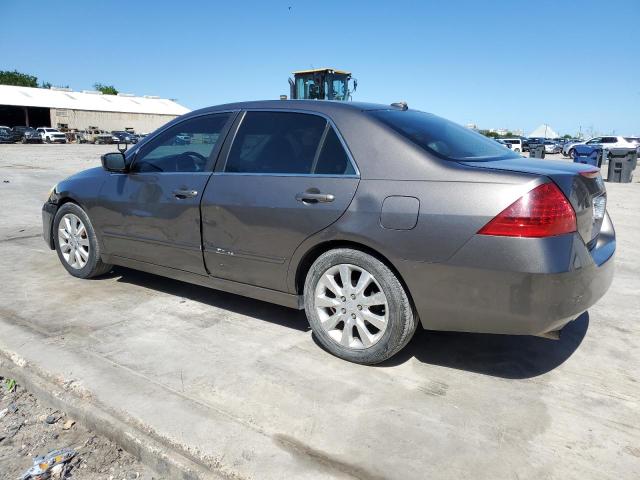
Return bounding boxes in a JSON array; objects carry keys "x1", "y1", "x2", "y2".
[{"x1": 0, "y1": 377, "x2": 159, "y2": 480}]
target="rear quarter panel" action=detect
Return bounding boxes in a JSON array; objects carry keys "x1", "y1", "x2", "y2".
[{"x1": 287, "y1": 168, "x2": 542, "y2": 292}]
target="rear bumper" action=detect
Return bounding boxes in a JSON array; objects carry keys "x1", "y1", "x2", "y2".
[
  {"x1": 401, "y1": 214, "x2": 616, "y2": 336},
  {"x1": 42, "y1": 202, "x2": 57, "y2": 250}
]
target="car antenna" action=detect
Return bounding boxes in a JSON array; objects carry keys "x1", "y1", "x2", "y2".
[{"x1": 391, "y1": 101, "x2": 408, "y2": 110}]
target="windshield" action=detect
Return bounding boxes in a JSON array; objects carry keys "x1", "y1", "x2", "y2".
[
  {"x1": 370, "y1": 110, "x2": 520, "y2": 161},
  {"x1": 328, "y1": 75, "x2": 349, "y2": 101}
]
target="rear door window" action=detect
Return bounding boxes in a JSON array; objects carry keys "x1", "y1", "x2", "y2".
[
  {"x1": 314, "y1": 127, "x2": 356, "y2": 175},
  {"x1": 225, "y1": 112, "x2": 326, "y2": 174}
]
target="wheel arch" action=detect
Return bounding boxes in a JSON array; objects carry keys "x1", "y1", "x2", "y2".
[
  {"x1": 47, "y1": 196, "x2": 86, "y2": 249},
  {"x1": 293, "y1": 240, "x2": 418, "y2": 320}
]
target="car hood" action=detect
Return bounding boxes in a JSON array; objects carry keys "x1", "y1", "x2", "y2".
[{"x1": 61, "y1": 166, "x2": 105, "y2": 184}]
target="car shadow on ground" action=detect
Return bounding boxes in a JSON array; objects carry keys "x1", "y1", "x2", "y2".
[
  {"x1": 108, "y1": 266, "x2": 310, "y2": 332},
  {"x1": 379, "y1": 312, "x2": 590, "y2": 379},
  {"x1": 106, "y1": 267, "x2": 587, "y2": 379}
]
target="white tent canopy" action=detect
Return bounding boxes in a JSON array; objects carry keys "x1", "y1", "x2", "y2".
[{"x1": 527, "y1": 124, "x2": 559, "y2": 139}]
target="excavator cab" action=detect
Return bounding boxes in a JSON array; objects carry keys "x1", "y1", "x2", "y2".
[{"x1": 288, "y1": 68, "x2": 356, "y2": 101}]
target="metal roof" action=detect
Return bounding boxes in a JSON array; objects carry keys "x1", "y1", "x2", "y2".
[
  {"x1": 292, "y1": 68, "x2": 351, "y2": 75},
  {"x1": 0, "y1": 85, "x2": 190, "y2": 115}
]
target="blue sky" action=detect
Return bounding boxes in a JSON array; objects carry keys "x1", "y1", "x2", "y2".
[{"x1": 2, "y1": 0, "x2": 638, "y2": 136}]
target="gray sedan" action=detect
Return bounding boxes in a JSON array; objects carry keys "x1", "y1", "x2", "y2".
[{"x1": 42, "y1": 100, "x2": 615, "y2": 364}]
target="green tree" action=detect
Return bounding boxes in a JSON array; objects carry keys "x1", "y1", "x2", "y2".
[
  {"x1": 562, "y1": 134, "x2": 572, "y2": 139},
  {"x1": 0, "y1": 70, "x2": 38, "y2": 87},
  {"x1": 93, "y1": 83, "x2": 119, "y2": 95}
]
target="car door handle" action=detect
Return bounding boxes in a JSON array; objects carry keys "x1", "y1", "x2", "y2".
[
  {"x1": 173, "y1": 189, "x2": 198, "y2": 199},
  {"x1": 295, "y1": 192, "x2": 335, "y2": 204}
]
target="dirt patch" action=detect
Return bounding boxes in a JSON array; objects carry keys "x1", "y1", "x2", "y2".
[{"x1": 0, "y1": 376, "x2": 160, "y2": 479}]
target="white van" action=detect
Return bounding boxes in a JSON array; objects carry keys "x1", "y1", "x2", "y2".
[{"x1": 502, "y1": 138, "x2": 524, "y2": 153}]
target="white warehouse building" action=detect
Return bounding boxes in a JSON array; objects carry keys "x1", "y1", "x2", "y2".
[{"x1": 0, "y1": 85, "x2": 190, "y2": 133}]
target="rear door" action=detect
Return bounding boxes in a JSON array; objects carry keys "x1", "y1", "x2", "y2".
[
  {"x1": 201, "y1": 110, "x2": 359, "y2": 292},
  {"x1": 97, "y1": 112, "x2": 233, "y2": 274}
]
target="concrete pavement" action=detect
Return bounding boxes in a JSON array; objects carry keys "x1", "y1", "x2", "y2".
[{"x1": 0, "y1": 144, "x2": 639, "y2": 479}]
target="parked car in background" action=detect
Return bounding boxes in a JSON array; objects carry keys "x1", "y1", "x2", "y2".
[
  {"x1": 543, "y1": 140, "x2": 561, "y2": 154},
  {"x1": 41, "y1": 100, "x2": 615, "y2": 364},
  {"x1": 0, "y1": 127, "x2": 14, "y2": 143},
  {"x1": 13, "y1": 126, "x2": 43, "y2": 143},
  {"x1": 563, "y1": 136, "x2": 637, "y2": 157},
  {"x1": 112, "y1": 131, "x2": 138, "y2": 144},
  {"x1": 174, "y1": 133, "x2": 192, "y2": 145},
  {"x1": 502, "y1": 138, "x2": 525, "y2": 153},
  {"x1": 494, "y1": 138, "x2": 511, "y2": 149},
  {"x1": 527, "y1": 137, "x2": 547, "y2": 145},
  {"x1": 83, "y1": 129, "x2": 118, "y2": 144},
  {"x1": 37, "y1": 128, "x2": 67, "y2": 144}
]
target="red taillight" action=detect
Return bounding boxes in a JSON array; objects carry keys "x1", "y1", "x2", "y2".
[{"x1": 478, "y1": 182, "x2": 577, "y2": 238}]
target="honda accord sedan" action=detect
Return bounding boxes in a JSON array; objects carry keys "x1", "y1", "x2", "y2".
[{"x1": 42, "y1": 100, "x2": 615, "y2": 364}]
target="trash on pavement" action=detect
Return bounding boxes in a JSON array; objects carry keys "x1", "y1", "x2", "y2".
[
  {"x1": 62, "y1": 419, "x2": 75, "y2": 430},
  {"x1": 21, "y1": 448, "x2": 77, "y2": 480}
]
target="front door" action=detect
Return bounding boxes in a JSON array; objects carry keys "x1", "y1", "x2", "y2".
[
  {"x1": 97, "y1": 112, "x2": 233, "y2": 274},
  {"x1": 201, "y1": 111, "x2": 359, "y2": 291}
]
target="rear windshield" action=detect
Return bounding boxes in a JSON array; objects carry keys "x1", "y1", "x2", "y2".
[{"x1": 370, "y1": 110, "x2": 520, "y2": 162}]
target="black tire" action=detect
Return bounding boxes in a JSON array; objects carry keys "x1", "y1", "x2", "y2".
[
  {"x1": 53, "y1": 203, "x2": 112, "y2": 279},
  {"x1": 304, "y1": 248, "x2": 418, "y2": 365},
  {"x1": 569, "y1": 148, "x2": 576, "y2": 159},
  {"x1": 45, "y1": 137, "x2": 51, "y2": 143}
]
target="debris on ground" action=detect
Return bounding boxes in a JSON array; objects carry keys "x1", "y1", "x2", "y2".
[
  {"x1": 0, "y1": 376, "x2": 160, "y2": 479},
  {"x1": 21, "y1": 447, "x2": 76, "y2": 479}
]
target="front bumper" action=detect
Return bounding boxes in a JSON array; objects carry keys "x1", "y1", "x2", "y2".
[
  {"x1": 42, "y1": 202, "x2": 57, "y2": 250},
  {"x1": 401, "y1": 213, "x2": 616, "y2": 336}
]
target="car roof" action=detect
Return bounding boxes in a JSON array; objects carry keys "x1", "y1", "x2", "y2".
[{"x1": 186, "y1": 100, "x2": 405, "y2": 118}]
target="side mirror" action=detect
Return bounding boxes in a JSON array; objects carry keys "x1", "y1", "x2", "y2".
[{"x1": 101, "y1": 152, "x2": 127, "y2": 172}]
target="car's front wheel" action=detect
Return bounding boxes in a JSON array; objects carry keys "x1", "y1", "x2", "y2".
[
  {"x1": 304, "y1": 248, "x2": 418, "y2": 364},
  {"x1": 53, "y1": 203, "x2": 112, "y2": 279}
]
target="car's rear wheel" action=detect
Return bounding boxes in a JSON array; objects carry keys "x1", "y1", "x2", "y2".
[
  {"x1": 569, "y1": 148, "x2": 576, "y2": 159},
  {"x1": 45, "y1": 136, "x2": 51, "y2": 143},
  {"x1": 53, "y1": 203, "x2": 112, "y2": 279},
  {"x1": 304, "y1": 248, "x2": 418, "y2": 364}
]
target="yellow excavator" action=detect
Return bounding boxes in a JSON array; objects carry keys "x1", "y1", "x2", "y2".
[{"x1": 288, "y1": 68, "x2": 357, "y2": 101}]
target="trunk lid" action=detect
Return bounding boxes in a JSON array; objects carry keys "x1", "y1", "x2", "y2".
[{"x1": 461, "y1": 158, "x2": 606, "y2": 247}]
